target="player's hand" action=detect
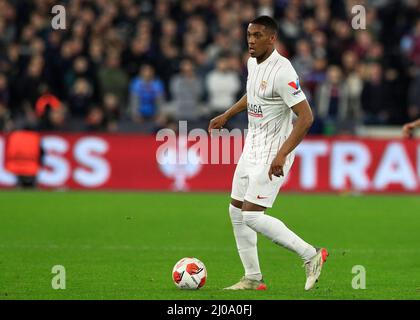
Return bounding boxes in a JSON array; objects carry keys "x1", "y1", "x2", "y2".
[
  {"x1": 402, "y1": 122, "x2": 415, "y2": 138},
  {"x1": 208, "y1": 114, "x2": 228, "y2": 135},
  {"x1": 269, "y1": 154, "x2": 286, "y2": 181}
]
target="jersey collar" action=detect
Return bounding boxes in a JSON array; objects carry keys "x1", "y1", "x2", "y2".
[{"x1": 257, "y1": 48, "x2": 279, "y2": 66}]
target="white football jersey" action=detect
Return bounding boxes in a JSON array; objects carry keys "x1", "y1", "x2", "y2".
[{"x1": 242, "y1": 49, "x2": 307, "y2": 164}]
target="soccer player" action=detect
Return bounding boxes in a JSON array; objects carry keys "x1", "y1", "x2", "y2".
[
  {"x1": 208, "y1": 16, "x2": 328, "y2": 291},
  {"x1": 402, "y1": 118, "x2": 420, "y2": 138}
]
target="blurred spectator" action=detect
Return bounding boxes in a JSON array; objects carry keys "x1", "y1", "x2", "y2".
[
  {"x1": 155, "y1": 40, "x2": 180, "y2": 100},
  {"x1": 86, "y1": 106, "x2": 106, "y2": 132},
  {"x1": 0, "y1": 16, "x2": 15, "y2": 52},
  {"x1": 352, "y1": 31, "x2": 373, "y2": 61},
  {"x1": 205, "y1": 55, "x2": 241, "y2": 117},
  {"x1": 98, "y1": 52, "x2": 129, "y2": 106},
  {"x1": 302, "y1": 17, "x2": 318, "y2": 43},
  {"x1": 129, "y1": 64, "x2": 164, "y2": 123},
  {"x1": 0, "y1": 102, "x2": 13, "y2": 131},
  {"x1": 206, "y1": 33, "x2": 232, "y2": 64},
  {"x1": 314, "y1": 65, "x2": 350, "y2": 135},
  {"x1": 382, "y1": 67, "x2": 407, "y2": 124},
  {"x1": 311, "y1": 31, "x2": 327, "y2": 60},
  {"x1": 0, "y1": 78, "x2": 15, "y2": 126},
  {"x1": 170, "y1": 59, "x2": 203, "y2": 122},
  {"x1": 185, "y1": 44, "x2": 210, "y2": 80},
  {"x1": 305, "y1": 57, "x2": 328, "y2": 101},
  {"x1": 279, "y1": 5, "x2": 301, "y2": 52},
  {"x1": 365, "y1": 6, "x2": 382, "y2": 36},
  {"x1": 315, "y1": 3, "x2": 330, "y2": 32},
  {"x1": 401, "y1": 19, "x2": 420, "y2": 67},
  {"x1": 31, "y1": 85, "x2": 64, "y2": 132},
  {"x1": 68, "y1": 78, "x2": 94, "y2": 118},
  {"x1": 365, "y1": 42, "x2": 384, "y2": 64},
  {"x1": 123, "y1": 36, "x2": 154, "y2": 78},
  {"x1": 361, "y1": 63, "x2": 390, "y2": 125},
  {"x1": 159, "y1": 18, "x2": 179, "y2": 47},
  {"x1": 291, "y1": 39, "x2": 314, "y2": 83},
  {"x1": 35, "y1": 84, "x2": 61, "y2": 118},
  {"x1": 103, "y1": 93, "x2": 121, "y2": 132},
  {"x1": 407, "y1": 70, "x2": 420, "y2": 122},
  {"x1": 65, "y1": 56, "x2": 95, "y2": 93},
  {"x1": 0, "y1": 73, "x2": 10, "y2": 106},
  {"x1": 342, "y1": 51, "x2": 363, "y2": 127},
  {"x1": 328, "y1": 20, "x2": 353, "y2": 65},
  {"x1": 18, "y1": 56, "x2": 44, "y2": 109},
  {"x1": 257, "y1": 0, "x2": 274, "y2": 17},
  {"x1": 38, "y1": 104, "x2": 68, "y2": 131}
]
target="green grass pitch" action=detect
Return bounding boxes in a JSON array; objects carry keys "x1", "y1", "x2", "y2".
[{"x1": 0, "y1": 191, "x2": 419, "y2": 300}]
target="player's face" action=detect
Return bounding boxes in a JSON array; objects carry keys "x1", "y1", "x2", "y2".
[{"x1": 247, "y1": 23, "x2": 275, "y2": 59}]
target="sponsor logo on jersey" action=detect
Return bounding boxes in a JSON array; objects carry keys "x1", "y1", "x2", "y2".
[
  {"x1": 288, "y1": 79, "x2": 300, "y2": 90},
  {"x1": 247, "y1": 103, "x2": 263, "y2": 118},
  {"x1": 288, "y1": 78, "x2": 302, "y2": 95}
]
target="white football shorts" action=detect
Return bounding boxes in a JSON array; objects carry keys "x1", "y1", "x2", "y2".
[{"x1": 230, "y1": 154, "x2": 294, "y2": 208}]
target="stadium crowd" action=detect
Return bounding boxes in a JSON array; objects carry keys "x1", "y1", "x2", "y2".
[{"x1": 0, "y1": 0, "x2": 419, "y2": 134}]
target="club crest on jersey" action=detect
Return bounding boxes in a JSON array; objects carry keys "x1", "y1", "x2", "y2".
[
  {"x1": 247, "y1": 103, "x2": 263, "y2": 118},
  {"x1": 260, "y1": 80, "x2": 267, "y2": 90},
  {"x1": 288, "y1": 78, "x2": 302, "y2": 95}
]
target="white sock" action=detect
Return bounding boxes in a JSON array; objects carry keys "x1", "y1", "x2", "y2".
[
  {"x1": 229, "y1": 204, "x2": 262, "y2": 281},
  {"x1": 242, "y1": 211, "x2": 316, "y2": 263}
]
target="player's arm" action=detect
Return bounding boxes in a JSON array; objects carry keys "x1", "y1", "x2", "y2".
[
  {"x1": 269, "y1": 99, "x2": 313, "y2": 180},
  {"x1": 208, "y1": 94, "x2": 247, "y2": 134},
  {"x1": 402, "y1": 118, "x2": 420, "y2": 138}
]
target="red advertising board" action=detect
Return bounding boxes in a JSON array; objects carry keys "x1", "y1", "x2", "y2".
[{"x1": 0, "y1": 133, "x2": 419, "y2": 193}]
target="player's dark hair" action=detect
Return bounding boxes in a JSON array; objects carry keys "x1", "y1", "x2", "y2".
[{"x1": 250, "y1": 16, "x2": 278, "y2": 34}]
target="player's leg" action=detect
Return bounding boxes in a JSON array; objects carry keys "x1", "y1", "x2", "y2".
[
  {"x1": 225, "y1": 198, "x2": 266, "y2": 290},
  {"x1": 230, "y1": 198, "x2": 261, "y2": 280},
  {"x1": 242, "y1": 200, "x2": 328, "y2": 290},
  {"x1": 241, "y1": 199, "x2": 317, "y2": 263},
  {"x1": 242, "y1": 163, "x2": 328, "y2": 290},
  {"x1": 226, "y1": 160, "x2": 265, "y2": 290}
]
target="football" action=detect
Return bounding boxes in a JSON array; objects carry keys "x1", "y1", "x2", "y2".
[{"x1": 172, "y1": 257, "x2": 207, "y2": 289}]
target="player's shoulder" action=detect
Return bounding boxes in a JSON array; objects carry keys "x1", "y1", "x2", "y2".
[
  {"x1": 275, "y1": 53, "x2": 295, "y2": 72},
  {"x1": 274, "y1": 53, "x2": 298, "y2": 80},
  {"x1": 247, "y1": 56, "x2": 257, "y2": 68}
]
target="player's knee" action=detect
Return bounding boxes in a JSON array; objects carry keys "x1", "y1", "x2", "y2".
[{"x1": 242, "y1": 211, "x2": 262, "y2": 229}]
